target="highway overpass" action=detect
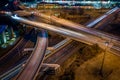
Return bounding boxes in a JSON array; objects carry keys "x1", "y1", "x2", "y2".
[
  {"x1": 11, "y1": 14, "x2": 120, "y2": 55},
  {"x1": 1, "y1": 7, "x2": 120, "y2": 80}
]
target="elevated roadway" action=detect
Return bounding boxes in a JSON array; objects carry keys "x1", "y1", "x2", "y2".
[
  {"x1": 8, "y1": 7, "x2": 120, "y2": 80},
  {"x1": 14, "y1": 30, "x2": 48, "y2": 80},
  {"x1": 0, "y1": 38, "x2": 71, "y2": 80},
  {"x1": 15, "y1": 7, "x2": 120, "y2": 49},
  {"x1": 11, "y1": 15, "x2": 120, "y2": 55},
  {"x1": 32, "y1": 7, "x2": 120, "y2": 42},
  {"x1": 86, "y1": 7, "x2": 119, "y2": 28},
  {"x1": 1, "y1": 7, "x2": 120, "y2": 79}
]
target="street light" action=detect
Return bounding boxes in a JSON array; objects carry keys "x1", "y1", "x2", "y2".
[{"x1": 99, "y1": 41, "x2": 110, "y2": 77}]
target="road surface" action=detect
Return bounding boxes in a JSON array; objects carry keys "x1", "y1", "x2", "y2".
[
  {"x1": 14, "y1": 30, "x2": 48, "y2": 80},
  {"x1": 32, "y1": 7, "x2": 120, "y2": 42},
  {"x1": 11, "y1": 15, "x2": 120, "y2": 56}
]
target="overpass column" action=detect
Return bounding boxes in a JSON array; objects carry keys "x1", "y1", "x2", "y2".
[
  {"x1": 10, "y1": 27, "x2": 14, "y2": 38},
  {"x1": 2, "y1": 31, "x2": 7, "y2": 43},
  {"x1": 0, "y1": 34, "x2": 2, "y2": 44},
  {"x1": 7, "y1": 26, "x2": 13, "y2": 40}
]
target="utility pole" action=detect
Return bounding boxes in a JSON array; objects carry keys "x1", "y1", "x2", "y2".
[{"x1": 99, "y1": 41, "x2": 109, "y2": 77}]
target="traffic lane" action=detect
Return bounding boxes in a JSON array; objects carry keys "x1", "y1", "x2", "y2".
[
  {"x1": 0, "y1": 39, "x2": 28, "y2": 66},
  {"x1": 14, "y1": 9, "x2": 120, "y2": 41},
  {"x1": 0, "y1": 28, "x2": 35, "y2": 65},
  {"x1": 33, "y1": 10, "x2": 120, "y2": 41},
  {"x1": 44, "y1": 41, "x2": 79, "y2": 64},
  {"x1": 11, "y1": 16, "x2": 120, "y2": 55},
  {"x1": 94, "y1": 14, "x2": 117, "y2": 29},
  {"x1": 15, "y1": 30, "x2": 48, "y2": 80},
  {"x1": 87, "y1": 7, "x2": 119, "y2": 27},
  {"x1": 14, "y1": 8, "x2": 120, "y2": 41},
  {"x1": 11, "y1": 16, "x2": 92, "y2": 43}
]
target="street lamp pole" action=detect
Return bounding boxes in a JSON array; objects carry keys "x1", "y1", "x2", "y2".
[{"x1": 99, "y1": 41, "x2": 109, "y2": 77}]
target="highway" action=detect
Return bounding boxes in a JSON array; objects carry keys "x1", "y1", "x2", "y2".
[
  {"x1": 0, "y1": 38, "x2": 71, "y2": 80},
  {"x1": 0, "y1": 4, "x2": 120, "y2": 80},
  {"x1": 32, "y1": 7, "x2": 120, "y2": 49},
  {"x1": 0, "y1": 7, "x2": 119, "y2": 79},
  {"x1": 52, "y1": 38, "x2": 70, "y2": 50},
  {"x1": 0, "y1": 28, "x2": 35, "y2": 66},
  {"x1": 15, "y1": 7, "x2": 120, "y2": 48},
  {"x1": 1, "y1": 8, "x2": 120, "y2": 80},
  {"x1": 44, "y1": 41, "x2": 80, "y2": 64},
  {"x1": 93, "y1": 11, "x2": 119, "y2": 29},
  {"x1": 0, "y1": 60, "x2": 25, "y2": 80},
  {"x1": 11, "y1": 15, "x2": 120, "y2": 55},
  {"x1": 14, "y1": 8, "x2": 120, "y2": 43},
  {"x1": 0, "y1": 38, "x2": 28, "y2": 75},
  {"x1": 86, "y1": 7, "x2": 119, "y2": 28},
  {"x1": 38, "y1": 8, "x2": 120, "y2": 78},
  {"x1": 14, "y1": 30, "x2": 48, "y2": 80},
  {"x1": 12, "y1": 15, "x2": 101, "y2": 45},
  {"x1": 32, "y1": 8, "x2": 120, "y2": 53},
  {"x1": 39, "y1": 40, "x2": 80, "y2": 80},
  {"x1": 0, "y1": 38, "x2": 27, "y2": 65},
  {"x1": 32, "y1": 7, "x2": 120, "y2": 42}
]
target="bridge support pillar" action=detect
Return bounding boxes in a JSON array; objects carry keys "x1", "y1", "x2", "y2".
[
  {"x1": 2, "y1": 31, "x2": 7, "y2": 44},
  {"x1": 10, "y1": 27, "x2": 15, "y2": 38}
]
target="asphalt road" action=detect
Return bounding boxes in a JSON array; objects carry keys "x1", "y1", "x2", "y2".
[{"x1": 14, "y1": 30, "x2": 48, "y2": 80}]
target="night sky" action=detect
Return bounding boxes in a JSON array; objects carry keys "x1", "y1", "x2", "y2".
[{"x1": 0, "y1": 0, "x2": 9, "y2": 7}]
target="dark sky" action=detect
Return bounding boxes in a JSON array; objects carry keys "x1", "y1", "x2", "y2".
[{"x1": 0, "y1": 0, "x2": 9, "y2": 7}]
